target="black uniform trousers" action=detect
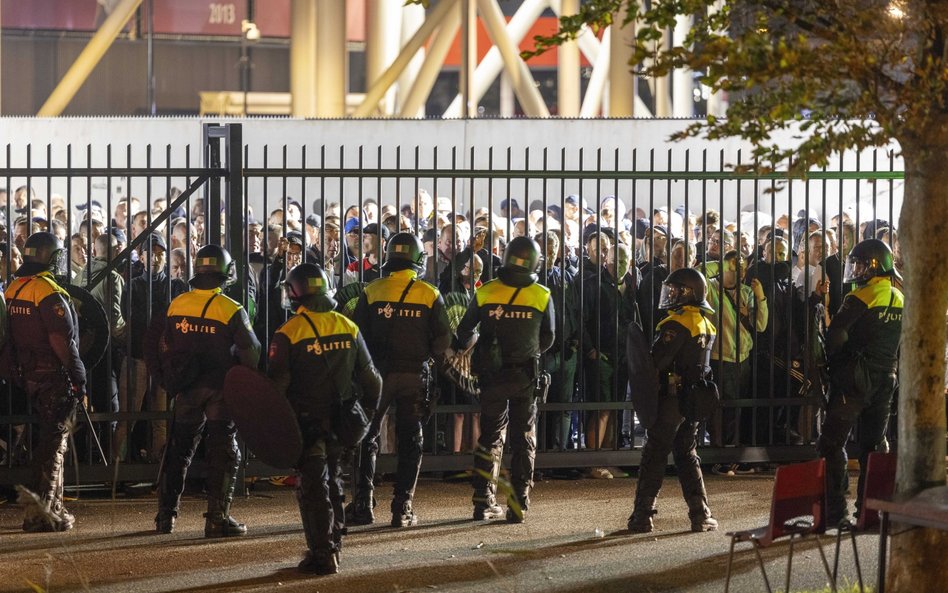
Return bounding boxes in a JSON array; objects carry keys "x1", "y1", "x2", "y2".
[
  {"x1": 473, "y1": 370, "x2": 537, "y2": 506},
  {"x1": 635, "y1": 386, "x2": 710, "y2": 520},
  {"x1": 26, "y1": 374, "x2": 77, "y2": 520},
  {"x1": 356, "y1": 371, "x2": 426, "y2": 511},
  {"x1": 817, "y1": 368, "x2": 897, "y2": 521},
  {"x1": 158, "y1": 386, "x2": 240, "y2": 515},
  {"x1": 297, "y1": 437, "x2": 346, "y2": 556}
]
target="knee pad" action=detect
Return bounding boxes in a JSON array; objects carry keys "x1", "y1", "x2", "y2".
[{"x1": 205, "y1": 421, "x2": 240, "y2": 465}]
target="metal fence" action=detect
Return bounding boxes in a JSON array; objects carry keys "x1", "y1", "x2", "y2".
[{"x1": 0, "y1": 123, "x2": 904, "y2": 487}]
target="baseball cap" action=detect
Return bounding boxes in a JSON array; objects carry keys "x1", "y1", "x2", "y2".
[
  {"x1": 146, "y1": 232, "x2": 167, "y2": 251},
  {"x1": 344, "y1": 218, "x2": 361, "y2": 234},
  {"x1": 109, "y1": 227, "x2": 127, "y2": 244},
  {"x1": 286, "y1": 231, "x2": 304, "y2": 246},
  {"x1": 362, "y1": 223, "x2": 390, "y2": 241},
  {"x1": 499, "y1": 198, "x2": 520, "y2": 212}
]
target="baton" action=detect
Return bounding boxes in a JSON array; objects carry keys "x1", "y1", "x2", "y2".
[
  {"x1": 62, "y1": 369, "x2": 109, "y2": 467},
  {"x1": 77, "y1": 396, "x2": 109, "y2": 467}
]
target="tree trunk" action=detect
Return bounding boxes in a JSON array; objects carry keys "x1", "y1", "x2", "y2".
[{"x1": 886, "y1": 137, "x2": 948, "y2": 592}]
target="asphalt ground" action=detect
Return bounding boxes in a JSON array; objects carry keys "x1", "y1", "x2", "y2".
[{"x1": 0, "y1": 471, "x2": 875, "y2": 593}]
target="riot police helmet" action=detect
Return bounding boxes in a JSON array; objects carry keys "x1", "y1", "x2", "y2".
[
  {"x1": 844, "y1": 238, "x2": 901, "y2": 285},
  {"x1": 17, "y1": 232, "x2": 65, "y2": 277},
  {"x1": 659, "y1": 267, "x2": 713, "y2": 313},
  {"x1": 190, "y1": 244, "x2": 234, "y2": 289},
  {"x1": 497, "y1": 236, "x2": 541, "y2": 287},
  {"x1": 381, "y1": 232, "x2": 425, "y2": 273},
  {"x1": 283, "y1": 262, "x2": 336, "y2": 311}
]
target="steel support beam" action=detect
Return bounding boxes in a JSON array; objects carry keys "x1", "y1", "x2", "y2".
[
  {"x1": 444, "y1": 0, "x2": 547, "y2": 118},
  {"x1": 398, "y1": 3, "x2": 462, "y2": 118},
  {"x1": 476, "y1": 0, "x2": 549, "y2": 117},
  {"x1": 353, "y1": 0, "x2": 458, "y2": 119},
  {"x1": 316, "y1": 0, "x2": 347, "y2": 117},
  {"x1": 706, "y1": 0, "x2": 729, "y2": 117},
  {"x1": 654, "y1": 29, "x2": 672, "y2": 117},
  {"x1": 580, "y1": 27, "x2": 610, "y2": 118},
  {"x1": 608, "y1": 1, "x2": 636, "y2": 116},
  {"x1": 37, "y1": 0, "x2": 142, "y2": 116},
  {"x1": 557, "y1": 0, "x2": 580, "y2": 117},
  {"x1": 672, "y1": 14, "x2": 694, "y2": 117},
  {"x1": 548, "y1": 0, "x2": 600, "y2": 63},
  {"x1": 290, "y1": 0, "x2": 317, "y2": 117},
  {"x1": 396, "y1": 3, "x2": 427, "y2": 117},
  {"x1": 366, "y1": 0, "x2": 402, "y2": 116},
  {"x1": 460, "y1": 0, "x2": 478, "y2": 118}
]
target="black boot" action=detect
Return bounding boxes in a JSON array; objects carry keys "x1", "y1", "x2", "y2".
[
  {"x1": 505, "y1": 492, "x2": 530, "y2": 524},
  {"x1": 391, "y1": 499, "x2": 417, "y2": 528},
  {"x1": 155, "y1": 510, "x2": 177, "y2": 534},
  {"x1": 627, "y1": 497, "x2": 657, "y2": 533},
  {"x1": 298, "y1": 550, "x2": 339, "y2": 575},
  {"x1": 472, "y1": 493, "x2": 504, "y2": 521},
  {"x1": 204, "y1": 511, "x2": 248, "y2": 538},
  {"x1": 344, "y1": 496, "x2": 375, "y2": 526},
  {"x1": 686, "y1": 495, "x2": 718, "y2": 532}
]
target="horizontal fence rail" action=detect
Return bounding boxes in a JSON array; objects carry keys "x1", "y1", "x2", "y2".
[{"x1": 0, "y1": 124, "x2": 907, "y2": 487}]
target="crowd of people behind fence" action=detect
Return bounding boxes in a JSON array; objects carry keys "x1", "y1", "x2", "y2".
[
  {"x1": 0, "y1": 179, "x2": 931, "y2": 575},
  {"x1": 0, "y1": 182, "x2": 913, "y2": 477}
]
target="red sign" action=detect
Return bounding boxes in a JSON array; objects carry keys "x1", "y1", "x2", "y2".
[
  {"x1": 154, "y1": 1, "x2": 245, "y2": 36},
  {"x1": 1, "y1": 0, "x2": 98, "y2": 31}
]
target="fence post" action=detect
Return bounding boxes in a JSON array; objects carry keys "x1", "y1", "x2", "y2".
[
  {"x1": 203, "y1": 123, "x2": 224, "y2": 247},
  {"x1": 224, "y1": 123, "x2": 246, "y2": 309}
]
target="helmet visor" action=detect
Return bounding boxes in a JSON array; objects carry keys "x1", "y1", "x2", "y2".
[
  {"x1": 843, "y1": 255, "x2": 873, "y2": 284},
  {"x1": 49, "y1": 248, "x2": 67, "y2": 278},
  {"x1": 658, "y1": 282, "x2": 694, "y2": 310},
  {"x1": 280, "y1": 283, "x2": 295, "y2": 311}
]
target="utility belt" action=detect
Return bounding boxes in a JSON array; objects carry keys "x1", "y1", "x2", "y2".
[
  {"x1": 498, "y1": 356, "x2": 550, "y2": 403},
  {"x1": 23, "y1": 359, "x2": 68, "y2": 379}
]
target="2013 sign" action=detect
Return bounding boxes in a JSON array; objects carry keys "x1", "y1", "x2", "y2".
[{"x1": 208, "y1": 3, "x2": 237, "y2": 25}]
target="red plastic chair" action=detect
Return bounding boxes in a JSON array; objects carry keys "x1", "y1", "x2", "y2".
[
  {"x1": 724, "y1": 459, "x2": 836, "y2": 593},
  {"x1": 832, "y1": 451, "x2": 896, "y2": 592}
]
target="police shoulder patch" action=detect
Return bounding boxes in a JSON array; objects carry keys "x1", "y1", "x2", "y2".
[
  {"x1": 53, "y1": 302, "x2": 66, "y2": 317},
  {"x1": 662, "y1": 328, "x2": 677, "y2": 343}
]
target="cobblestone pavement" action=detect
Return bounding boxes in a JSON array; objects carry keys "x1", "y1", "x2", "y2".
[{"x1": 0, "y1": 472, "x2": 872, "y2": 593}]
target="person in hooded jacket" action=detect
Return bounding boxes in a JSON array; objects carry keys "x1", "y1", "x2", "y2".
[
  {"x1": 113, "y1": 233, "x2": 188, "y2": 463},
  {"x1": 581, "y1": 242, "x2": 641, "y2": 459},
  {"x1": 536, "y1": 230, "x2": 580, "y2": 452}
]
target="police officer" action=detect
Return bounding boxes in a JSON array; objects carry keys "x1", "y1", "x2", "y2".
[
  {"x1": 5, "y1": 232, "x2": 85, "y2": 532},
  {"x1": 269, "y1": 263, "x2": 382, "y2": 575},
  {"x1": 347, "y1": 232, "x2": 452, "y2": 527},
  {"x1": 155, "y1": 244, "x2": 260, "y2": 537},
  {"x1": 627, "y1": 267, "x2": 718, "y2": 533},
  {"x1": 457, "y1": 237, "x2": 555, "y2": 522},
  {"x1": 818, "y1": 239, "x2": 903, "y2": 524}
]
